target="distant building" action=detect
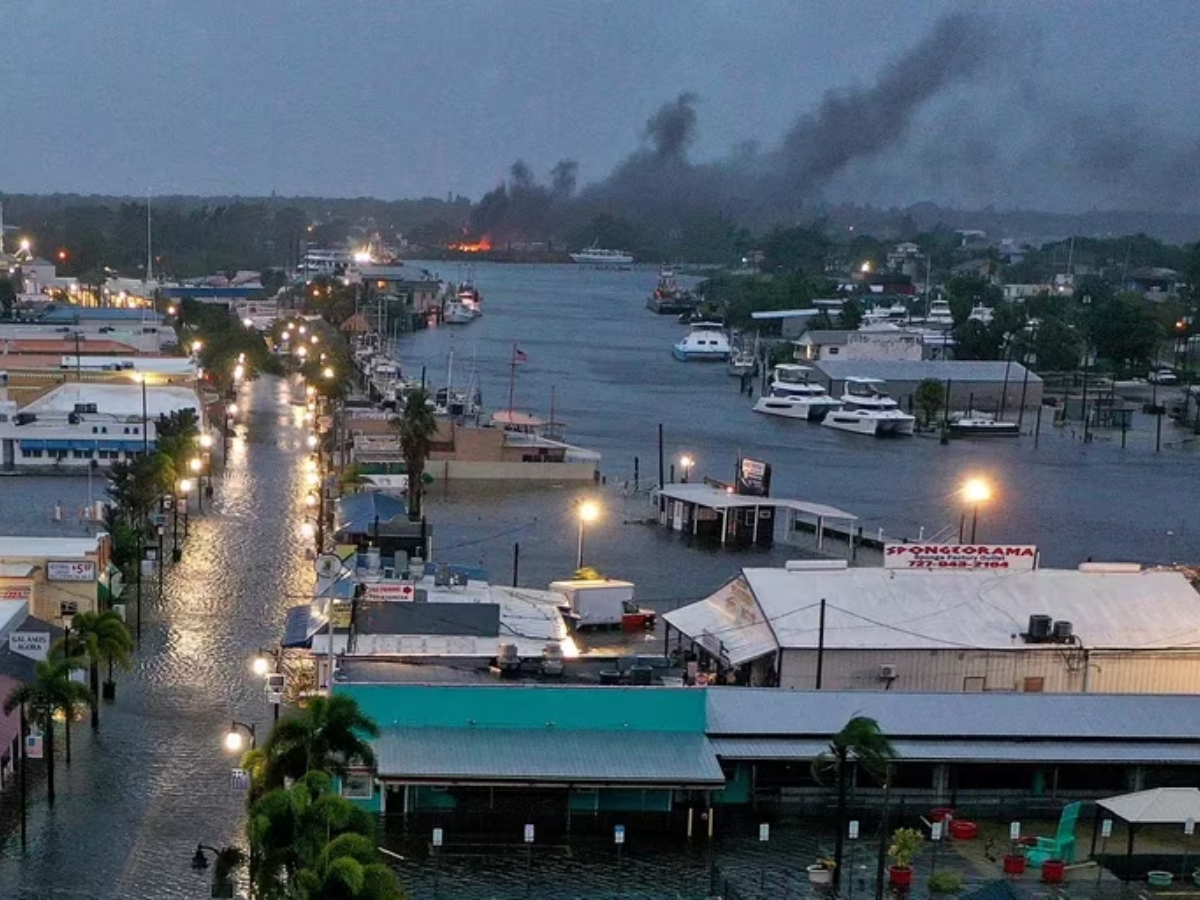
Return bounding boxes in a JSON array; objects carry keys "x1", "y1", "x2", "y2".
[
  {"x1": 810, "y1": 358, "x2": 1043, "y2": 412},
  {"x1": 0, "y1": 535, "x2": 114, "y2": 622},
  {"x1": 1125, "y1": 267, "x2": 1180, "y2": 298},
  {"x1": 794, "y1": 326, "x2": 924, "y2": 363}
]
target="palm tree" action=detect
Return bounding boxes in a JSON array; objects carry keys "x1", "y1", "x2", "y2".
[
  {"x1": 813, "y1": 715, "x2": 896, "y2": 886},
  {"x1": 3, "y1": 653, "x2": 95, "y2": 806},
  {"x1": 295, "y1": 832, "x2": 407, "y2": 900},
  {"x1": 69, "y1": 610, "x2": 135, "y2": 728},
  {"x1": 257, "y1": 695, "x2": 379, "y2": 792},
  {"x1": 392, "y1": 388, "x2": 438, "y2": 521}
]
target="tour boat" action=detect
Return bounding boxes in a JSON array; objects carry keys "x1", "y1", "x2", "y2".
[
  {"x1": 672, "y1": 322, "x2": 730, "y2": 362},
  {"x1": 570, "y1": 243, "x2": 634, "y2": 266},
  {"x1": 821, "y1": 377, "x2": 916, "y2": 436}
]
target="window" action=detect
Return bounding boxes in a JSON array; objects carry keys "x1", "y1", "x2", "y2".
[
  {"x1": 340, "y1": 773, "x2": 373, "y2": 799},
  {"x1": 828, "y1": 347, "x2": 839, "y2": 355}
]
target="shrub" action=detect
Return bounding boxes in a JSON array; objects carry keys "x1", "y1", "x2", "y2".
[{"x1": 928, "y1": 871, "x2": 964, "y2": 894}]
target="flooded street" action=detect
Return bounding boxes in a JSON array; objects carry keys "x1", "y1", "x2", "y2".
[{"x1": 0, "y1": 375, "x2": 312, "y2": 898}]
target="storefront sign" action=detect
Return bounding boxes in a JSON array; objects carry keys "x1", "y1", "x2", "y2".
[
  {"x1": 329, "y1": 603, "x2": 352, "y2": 628},
  {"x1": 736, "y1": 457, "x2": 772, "y2": 497},
  {"x1": 363, "y1": 583, "x2": 415, "y2": 601},
  {"x1": 0, "y1": 585, "x2": 32, "y2": 601},
  {"x1": 9, "y1": 631, "x2": 50, "y2": 661},
  {"x1": 47, "y1": 561, "x2": 96, "y2": 582},
  {"x1": 883, "y1": 544, "x2": 1038, "y2": 571}
]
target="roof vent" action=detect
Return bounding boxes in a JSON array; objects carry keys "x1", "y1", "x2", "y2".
[
  {"x1": 1025, "y1": 614, "x2": 1053, "y2": 643},
  {"x1": 1052, "y1": 620, "x2": 1074, "y2": 642}
]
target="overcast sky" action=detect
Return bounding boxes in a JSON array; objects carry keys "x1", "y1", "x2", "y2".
[{"x1": 4, "y1": 0, "x2": 1200, "y2": 210}]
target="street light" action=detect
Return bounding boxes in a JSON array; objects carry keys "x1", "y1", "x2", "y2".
[
  {"x1": 191, "y1": 340, "x2": 203, "y2": 355},
  {"x1": 300, "y1": 520, "x2": 315, "y2": 540},
  {"x1": 961, "y1": 478, "x2": 992, "y2": 543},
  {"x1": 223, "y1": 720, "x2": 256, "y2": 752},
  {"x1": 322, "y1": 366, "x2": 335, "y2": 379},
  {"x1": 306, "y1": 434, "x2": 318, "y2": 449},
  {"x1": 679, "y1": 454, "x2": 694, "y2": 484},
  {"x1": 576, "y1": 501, "x2": 600, "y2": 570}
]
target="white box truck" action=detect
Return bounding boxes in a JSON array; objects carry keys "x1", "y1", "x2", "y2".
[{"x1": 548, "y1": 579, "x2": 638, "y2": 628}]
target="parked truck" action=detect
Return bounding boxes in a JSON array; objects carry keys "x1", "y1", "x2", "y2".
[{"x1": 548, "y1": 579, "x2": 657, "y2": 631}]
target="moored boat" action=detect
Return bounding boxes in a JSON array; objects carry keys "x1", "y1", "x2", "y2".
[
  {"x1": 570, "y1": 243, "x2": 634, "y2": 266},
  {"x1": 727, "y1": 347, "x2": 758, "y2": 377},
  {"x1": 822, "y1": 377, "x2": 916, "y2": 437},
  {"x1": 672, "y1": 322, "x2": 730, "y2": 362},
  {"x1": 948, "y1": 413, "x2": 1020, "y2": 438},
  {"x1": 753, "y1": 364, "x2": 840, "y2": 420}
]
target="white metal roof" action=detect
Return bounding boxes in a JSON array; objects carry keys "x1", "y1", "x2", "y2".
[
  {"x1": 740, "y1": 566, "x2": 1200, "y2": 651},
  {"x1": 0, "y1": 600, "x2": 27, "y2": 635},
  {"x1": 0, "y1": 536, "x2": 103, "y2": 559},
  {"x1": 815, "y1": 359, "x2": 1042, "y2": 384},
  {"x1": 663, "y1": 579, "x2": 778, "y2": 666},
  {"x1": 23, "y1": 383, "x2": 201, "y2": 418},
  {"x1": 656, "y1": 484, "x2": 857, "y2": 521},
  {"x1": 750, "y1": 309, "x2": 820, "y2": 320},
  {"x1": 0, "y1": 563, "x2": 36, "y2": 577}
]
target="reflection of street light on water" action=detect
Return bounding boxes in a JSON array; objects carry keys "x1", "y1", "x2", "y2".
[
  {"x1": 960, "y1": 478, "x2": 992, "y2": 543},
  {"x1": 576, "y1": 501, "x2": 600, "y2": 570}
]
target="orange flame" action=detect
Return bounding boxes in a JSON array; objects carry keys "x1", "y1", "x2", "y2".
[{"x1": 448, "y1": 236, "x2": 493, "y2": 253}]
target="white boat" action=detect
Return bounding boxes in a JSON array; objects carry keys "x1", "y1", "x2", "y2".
[
  {"x1": 753, "y1": 364, "x2": 841, "y2": 420},
  {"x1": 862, "y1": 302, "x2": 910, "y2": 327},
  {"x1": 672, "y1": 322, "x2": 730, "y2": 362},
  {"x1": 925, "y1": 298, "x2": 954, "y2": 327},
  {"x1": 570, "y1": 243, "x2": 634, "y2": 266},
  {"x1": 948, "y1": 412, "x2": 1019, "y2": 438},
  {"x1": 442, "y1": 299, "x2": 475, "y2": 324},
  {"x1": 727, "y1": 347, "x2": 758, "y2": 377},
  {"x1": 822, "y1": 377, "x2": 916, "y2": 436}
]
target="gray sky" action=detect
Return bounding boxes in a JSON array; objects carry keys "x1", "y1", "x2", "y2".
[{"x1": 4, "y1": 0, "x2": 1200, "y2": 210}]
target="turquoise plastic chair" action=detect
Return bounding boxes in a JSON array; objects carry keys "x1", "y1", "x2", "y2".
[{"x1": 1025, "y1": 801, "x2": 1082, "y2": 866}]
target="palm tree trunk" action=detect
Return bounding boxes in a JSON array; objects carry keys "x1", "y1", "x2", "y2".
[
  {"x1": 833, "y1": 750, "x2": 848, "y2": 886},
  {"x1": 90, "y1": 660, "x2": 100, "y2": 729},
  {"x1": 44, "y1": 708, "x2": 56, "y2": 806}
]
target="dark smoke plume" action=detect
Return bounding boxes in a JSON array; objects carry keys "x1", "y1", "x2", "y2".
[{"x1": 474, "y1": 12, "x2": 997, "y2": 242}]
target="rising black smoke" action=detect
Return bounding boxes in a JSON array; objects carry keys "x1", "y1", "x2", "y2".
[{"x1": 471, "y1": 12, "x2": 996, "y2": 242}]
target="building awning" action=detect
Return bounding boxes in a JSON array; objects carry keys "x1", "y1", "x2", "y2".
[
  {"x1": 282, "y1": 604, "x2": 327, "y2": 649},
  {"x1": 663, "y1": 580, "x2": 778, "y2": 667},
  {"x1": 375, "y1": 727, "x2": 725, "y2": 786}
]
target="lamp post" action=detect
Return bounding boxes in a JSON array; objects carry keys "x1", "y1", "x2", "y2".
[
  {"x1": 960, "y1": 478, "x2": 992, "y2": 544},
  {"x1": 575, "y1": 501, "x2": 600, "y2": 571},
  {"x1": 179, "y1": 478, "x2": 193, "y2": 541},
  {"x1": 189, "y1": 457, "x2": 203, "y2": 513},
  {"x1": 223, "y1": 720, "x2": 256, "y2": 753},
  {"x1": 253, "y1": 648, "x2": 284, "y2": 723},
  {"x1": 679, "y1": 454, "x2": 694, "y2": 484}
]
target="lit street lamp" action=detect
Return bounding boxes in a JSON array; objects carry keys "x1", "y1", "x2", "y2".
[
  {"x1": 223, "y1": 720, "x2": 256, "y2": 752},
  {"x1": 679, "y1": 454, "x2": 694, "y2": 484},
  {"x1": 576, "y1": 501, "x2": 600, "y2": 570},
  {"x1": 960, "y1": 478, "x2": 992, "y2": 543}
]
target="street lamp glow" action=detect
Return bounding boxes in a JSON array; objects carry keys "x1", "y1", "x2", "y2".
[
  {"x1": 578, "y1": 501, "x2": 600, "y2": 524},
  {"x1": 305, "y1": 471, "x2": 320, "y2": 488},
  {"x1": 300, "y1": 521, "x2": 315, "y2": 539},
  {"x1": 298, "y1": 325, "x2": 307, "y2": 335},
  {"x1": 19, "y1": 238, "x2": 31, "y2": 253},
  {"x1": 296, "y1": 346, "x2": 308, "y2": 358},
  {"x1": 191, "y1": 340, "x2": 203, "y2": 354},
  {"x1": 679, "y1": 454, "x2": 694, "y2": 483},
  {"x1": 243, "y1": 317, "x2": 254, "y2": 328},
  {"x1": 322, "y1": 367, "x2": 335, "y2": 379},
  {"x1": 305, "y1": 492, "x2": 317, "y2": 508},
  {"x1": 306, "y1": 434, "x2": 318, "y2": 449},
  {"x1": 962, "y1": 478, "x2": 992, "y2": 504},
  {"x1": 166, "y1": 305, "x2": 177, "y2": 316},
  {"x1": 252, "y1": 654, "x2": 271, "y2": 676},
  {"x1": 189, "y1": 457, "x2": 202, "y2": 474},
  {"x1": 179, "y1": 478, "x2": 194, "y2": 494},
  {"x1": 223, "y1": 729, "x2": 244, "y2": 752},
  {"x1": 227, "y1": 403, "x2": 239, "y2": 416},
  {"x1": 310, "y1": 335, "x2": 319, "y2": 345},
  {"x1": 233, "y1": 364, "x2": 245, "y2": 381},
  {"x1": 199, "y1": 434, "x2": 213, "y2": 449}
]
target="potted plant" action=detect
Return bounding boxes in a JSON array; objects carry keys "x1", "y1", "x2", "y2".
[
  {"x1": 888, "y1": 827, "x2": 924, "y2": 888},
  {"x1": 1002, "y1": 851, "x2": 1027, "y2": 875},
  {"x1": 807, "y1": 857, "x2": 836, "y2": 886},
  {"x1": 1040, "y1": 858, "x2": 1066, "y2": 884}
]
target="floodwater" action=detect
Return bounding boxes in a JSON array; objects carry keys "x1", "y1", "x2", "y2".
[{"x1": 0, "y1": 262, "x2": 1196, "y2": 897}]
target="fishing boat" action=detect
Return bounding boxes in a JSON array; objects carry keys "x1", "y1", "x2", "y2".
[
  {"x1": 646, "y1": 265, "x2": 698, "y2": 314},
  {"x1": 570, "y1": 243, "x2": 634, "y2": 266},
  {"x1": 821, "y1": 377, "x2": 916, "y2": 437},
  {"x1": 442, "y1": 299, "x2": 475, "y2": 324},
  {"x1": 457, "y1": 281, "x2": 483, "y2": 316},
  {"x1": 947, "y1": 412, "x2": 1020, "y2": 438},
  {"x1": 727, "y1": 346, "x2": 758, "y2": 377},
  {"x1": 672, "y1": 322, "x2": 730, "y2": 362}
]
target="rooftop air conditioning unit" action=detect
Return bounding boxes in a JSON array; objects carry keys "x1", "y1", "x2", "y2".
[
  {"x1": 1026, "y1": 614, "x2": 1053, "y2": 642},
  {"x1": 540, "y1": 642, "x2": 565, "y2": 677},
  {"x1": 1052, "y1": 620, "x2": 1074, "y2": 642},
  {"x1": 434, "y1": 564, "x2": 452, "y2": 587},
  {"x1": 496, "y1": 643, "x2": 521, "y2": 673},
  {"x1": 878, "y1": 664, "x2": 898, "y2": 681}
]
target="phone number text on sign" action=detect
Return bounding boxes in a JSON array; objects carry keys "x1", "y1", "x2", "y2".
[{"x1": 883, "y1": 544, "x2": 1037, "y2": 571}]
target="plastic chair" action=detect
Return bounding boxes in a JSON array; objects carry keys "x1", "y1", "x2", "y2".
[{"x1": 1024, "y1": 801, "x2": 1082, "y2": 866}]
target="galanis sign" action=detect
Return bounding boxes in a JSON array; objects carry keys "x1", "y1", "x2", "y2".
[{"x1": 883, "y1": 543, "x2": 1038, "y2": 571}]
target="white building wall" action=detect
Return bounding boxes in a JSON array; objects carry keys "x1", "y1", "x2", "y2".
[{"x1": 778, "y1": 647, "x2": 1200, "y2": 694}]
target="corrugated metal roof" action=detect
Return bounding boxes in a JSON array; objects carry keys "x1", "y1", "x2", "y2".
[
  {"x1": 374, "y1": 727, "x2": 725, "y2": 785},
  {"x1": 656, "y1": 484, "x2": 857, "y2": 520},
  {"x1": 663, "y1": 580, "x2": 778, "y2": 667},
  {"x1": 814, "y1": 359, "x2": 1042, "y2": 384},
  {"x1": 741, "y1": 567, "x2": 1200, "y2": 650},
  {"x1": 705, "y1": 688, "x2": 1200, "y2": 741},
  {"x1": 711, "y1": 737, "x2": 1200, "y2": 764}
]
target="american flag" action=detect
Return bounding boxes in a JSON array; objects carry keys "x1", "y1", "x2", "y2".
[{"x1": 513, "y1": 346, "x2": 528, "y2": 363}]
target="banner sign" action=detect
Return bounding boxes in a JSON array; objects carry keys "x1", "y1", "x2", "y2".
[
  {"x1": 736, "y1": 457, "x2": 772, "y2": 497},
  {"x1": 0, "y1": 585, "x2": 32, "y2": 601},
  {"x1": 47, "y1": 561, "x2": 96, "y2": 582},
  {"x1": 884, "y1": 544, "x2": 1038, "y2": 571},
  {"x1": 9, "y1": 632, "x2": 50, "y2": 661}
]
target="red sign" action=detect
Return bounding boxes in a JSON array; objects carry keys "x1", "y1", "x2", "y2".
[{"x1": 883, "y1": 544, "x2": 1038, "y2": 571}]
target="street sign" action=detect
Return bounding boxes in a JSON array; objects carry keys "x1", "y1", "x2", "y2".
[
  {"x1": 24, "y1": 732, "x2": 43, "y2": 759},
  {"x1": 849, "y1": 820, "x2": 860, "y2": 840},
  {"x1": 524, "y1": 824, "x2": 535, "y2": 843},
  {"x1": 432, "y1": 828, "x2": 444, "y2": 847},
  {"x1": 932, "y1": 821, "x2": 944, "y2": 842},
  {"x1": 614, "y1": 825, "x2": 626, "y2": 845},
  {"x1": 231, "y1": 768, "x2": 250, "y2": 792},
  {"x1": 9, "y1": 632, "x2": 50, "y2": 662},
  {"x1": 1101, "y1": 819, "x2": 1113, "y2": 839},
  {"x1": 1186, "y1": 818, "x2": 1196, "y2": 836},
  {"x1": 758, "y1": 823, "x2": 769, "y2": 842},
  {"x1": 1009, "y1": 822, "x2": 1021, "y2": 841}
]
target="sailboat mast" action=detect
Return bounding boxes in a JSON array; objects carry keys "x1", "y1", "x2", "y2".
[
  {"x1": 146, "y1": 192, "x2": 153, "y2": 284},
  {"x1": 507, "y1": 342, "x2": 517, "y2": 422}
]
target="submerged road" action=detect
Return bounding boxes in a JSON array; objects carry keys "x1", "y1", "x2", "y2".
[{"x1": 0, "y1": 375, "x2": 312, "y2": 898}]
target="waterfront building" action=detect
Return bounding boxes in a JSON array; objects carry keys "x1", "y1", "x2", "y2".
[
  {"x1": 0, "y1": 379, "x2": 203, "y2": 472},
  {"x1": 664, "y1": 560, "x2": 1200, "y2": 693},
  {"x1": 0, "y1": 605, "x2": 62, "y2": 793},
  {"x1": 811, "y1": 359, "x2": 1044, "y2": 413},
  {"x1": 0, "y1": 535, "x2": 114, "y2": 622},
  {"x1": 794, "y1": 327, "x2": 925, "y2": 363}
]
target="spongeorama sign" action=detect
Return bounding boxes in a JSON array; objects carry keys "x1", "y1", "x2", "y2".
[{"x1": 883, "y1": 543, "x2": 1038, "y2": 571}]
